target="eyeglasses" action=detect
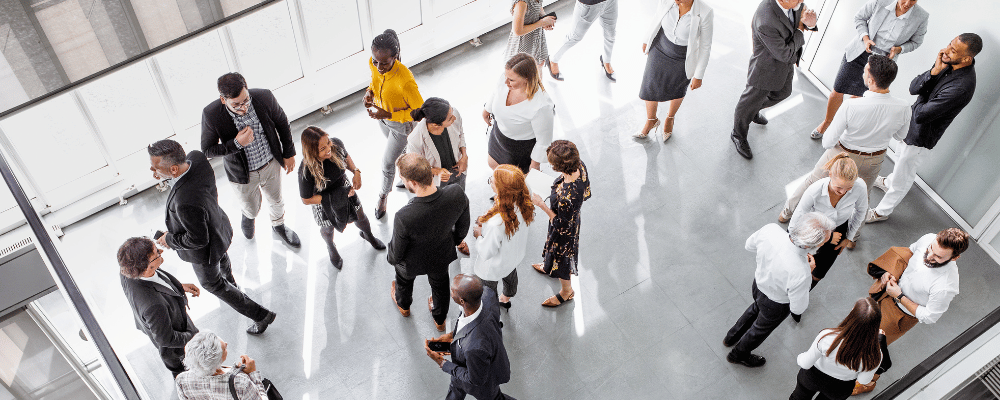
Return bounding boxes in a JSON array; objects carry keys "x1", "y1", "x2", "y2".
[
  {"x1": 229, "y1": 95, "x2": 252, "y2": 110},
  {"x1": 488, "y1": 176, "x2": 493, "y2": 185}
]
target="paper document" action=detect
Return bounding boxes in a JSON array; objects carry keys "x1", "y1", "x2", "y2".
[{"x1": 525, "y1": 169, "x2": 557, "y2": 197}]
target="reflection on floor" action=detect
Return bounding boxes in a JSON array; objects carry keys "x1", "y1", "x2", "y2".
[{"x1": 51, "y1": 0, "x2": 999, "y2": 399}]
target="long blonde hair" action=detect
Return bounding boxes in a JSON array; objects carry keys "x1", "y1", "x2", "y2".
[
  {"x1": 301, "y1": 126, "x2": 346, "y2": 191},
  {"x1": 479, "y1": 165, "x2": 534, "y2": 238}
]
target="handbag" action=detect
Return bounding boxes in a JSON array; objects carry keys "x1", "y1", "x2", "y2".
[{"x1": 228, "y1": 365, "x2": 284, "y2": 400}]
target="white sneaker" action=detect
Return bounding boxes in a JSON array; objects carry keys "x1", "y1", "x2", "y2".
[
  {"x1": 810, "y1": 129, "x2": 823, "y2": 139},
  {"x1": 873, "y1": 176, "x2": 888, "y2": 192},
  {"x1": 865, "y1": 209, "x2": 889, "y2": 223}
]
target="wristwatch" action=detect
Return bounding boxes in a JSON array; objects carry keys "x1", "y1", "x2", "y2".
[{"x1": 895, "y1": 294, "x2": 906, "y2": 302}]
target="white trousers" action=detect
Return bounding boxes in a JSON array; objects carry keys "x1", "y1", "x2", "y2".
[
  {"x1": 874, "y1": 143, "x2": 930, "y2": 216},
  {"x1": 550, "y1": 0, "x2": 618, "y2": 63}
]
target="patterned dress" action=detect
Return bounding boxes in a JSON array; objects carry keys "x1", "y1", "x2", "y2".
[
  {"x1": 504, "y1": 0, "x2": 549, "y2": 64},
  {"x1": 541, "y1": 162, "x2": 591, "y2": 280}
]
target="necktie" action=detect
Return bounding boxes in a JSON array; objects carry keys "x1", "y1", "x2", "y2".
[{"x1": 788, "y1": 9, "x2": 795, "y2": 25}]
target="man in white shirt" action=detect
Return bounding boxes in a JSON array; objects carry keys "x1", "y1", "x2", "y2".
[
  {"x1": 779, "y1": 55, "x2": 909, "y2": 246},
  {"x1": 724, "y1": 212, "x2": 835, "y2": 368},
  {"x1": 855, "y1": 228, "x2": 968, "y2": 394}
]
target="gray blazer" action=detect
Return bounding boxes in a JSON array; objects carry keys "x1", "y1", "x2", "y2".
[
  {"x1": 406, "y1": 108, "x2": 466, "y2": 170},
  {"x1": 845, "y1": 0, "x2": 928, "y2": 61},
  {"x1": 747, "y1": 0, "x2": 818, "y2": 91}
]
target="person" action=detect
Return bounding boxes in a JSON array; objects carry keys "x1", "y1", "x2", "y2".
[
  {"x1": 791, "y1": 298, "x2": 890, "y2": 400},
  {"x1": 149, "y1": 140, "x2": 276, "y2": 335},
  {"x1": 363, "y1": 29, "x2": 425, "y2": 220},
  {"x1": 200, "y1": 72, "x2": 300, "y2": 248},
  {"x1": 855, "y1": 228, "x2": 967, "y2": 394},
  {"x1": 866, "y1": 34, "x2": 981, "y2": 223},
  {"x1": 506, "y1": 0, "x2": 555, "y2": 69},
  {"x1": 787, "y1": 155, "x2": 867, "y2": 289},
  {"x1": 546, "y1": 0, "x2": 618, "y2": 82},
  {"x1": 388, "y1": 154, "x2": 471, "y2": 332},
  {"x1": 473, "y1": 165, "x2": 534, "y2": 309},
  {"x1": 731, "y1": 0, "x2": 819, "y2": 159},
  {"x1": 118, "y1": 237, "x2": 200, "y2": 377},
  {"x1": 724, "y1": 212, "x2": 835, "y2": 368},
  {"x1": 407, "y1": 97, "x2": 469, "y2": 190},
  {"x1": 298, "y1": 126, "x2": 385, "y2": 270},
  {"x1": 635, "y1": 0, "x2": 714, "y2": 141},
  {"x1": 175, "y1": 331, "x2": 268, "y2": 400},
  {"x1": 425, "y1": 274, "x2": 514, "y2": 400},
  {"x1": 483, "y1": 53, "x2": 555, "y2": 174},
  {"x1": 530, "y1": 140, "x2": 591, "y2": 307},
  {"x1": 779, "y1": 55, "x2": 908, "y2": 247},
  {"x1": 810, "y1": 0, "x2": 928, "y2": 139}
]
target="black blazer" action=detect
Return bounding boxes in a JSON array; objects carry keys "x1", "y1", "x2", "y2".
[
  {"x1": 904, "y1": 62, "x2": 977, "y2": 149},
  {"x1": 387, "y1": 185, "x2": 470, "y2": 276},
  {"x1": 120, "y1": 269, "x2": 197, "y2": 351},
  {"x1": 442, "y1": 286, "x2": 511, "y2": 392},
  {"x1": 200, "y1": 88, "x2": 296, "y2": 184},
  {"x1": 165, "y1": 151, "x2": 234, "y2": 265},
  {"x1": 747, "y1": 0, "x2": 819, "y2": 91}
]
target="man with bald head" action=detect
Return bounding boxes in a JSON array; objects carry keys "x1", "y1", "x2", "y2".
[{"x1": 425, "y1": 274, "x2": 513, "y2": 400}]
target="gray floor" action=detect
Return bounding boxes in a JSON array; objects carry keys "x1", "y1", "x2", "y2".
[{"x1": 49, "y1": 0, "x2": 1000, "y2": 399}]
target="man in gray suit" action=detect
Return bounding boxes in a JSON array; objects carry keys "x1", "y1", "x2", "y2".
[{"x1": 731, "y1": 0, "x2": 819, "y2": 159}]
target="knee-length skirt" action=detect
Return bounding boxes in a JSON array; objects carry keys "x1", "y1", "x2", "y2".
[{"x1": 640, "y1": 29, "x2": 690, "y2": 102}]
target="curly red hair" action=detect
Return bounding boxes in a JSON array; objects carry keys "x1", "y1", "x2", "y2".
[{"x1": 479, "y1": 165, "x2": 534, "y2": 237}]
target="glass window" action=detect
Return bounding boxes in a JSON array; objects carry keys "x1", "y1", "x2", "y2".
[
  {"x1": 300, "y1": 0, "x2": 365, "y2": 69},
  {"x1": 228, "y1": 3, "x2": 303, "y2": 90},
  {"x1": 805, "y1": 0, "x2": 860, "y2": 90},
  {"x1": 154, "y1": 32, "x2": 231, "y2": 130},
  {"x1": 370, "y1": 0, "x2": 423, "y2": 34}
]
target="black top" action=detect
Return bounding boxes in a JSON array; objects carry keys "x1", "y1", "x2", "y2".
[
  {"x1": 120, "y1": 269, "x2": 197, "y2": 350},
  {"x1": 165, "y1": 151, "x2": 234, "y2": 265},
  {"x1": 298, "y1": 137, "x2": 350, "y2": 199},
  {"x1": 430, "y1": 129, "x2": 458, "y2": 169},
  {"x1": 387, "y1": 185, "x2": 470, "y2": 275},
  {"x1": 904, "y1": 62, "x2": 977, "y2": 149},
  {"x1": 441, "y1": 286, "x2": 511, "y2": 393},
  {"x1": 578, "y1": 0, "x2": 606, "y2": 5}
]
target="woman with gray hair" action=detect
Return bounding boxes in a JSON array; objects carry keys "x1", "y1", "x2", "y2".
[{"x1": 175, "y1": 331, "x2": 267, "y2": 399}]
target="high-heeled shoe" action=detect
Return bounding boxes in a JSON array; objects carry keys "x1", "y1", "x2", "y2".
[
  {"x1": 633, "y1": 118, "x2": 660, "y2": 139},
  {"x1": 545, "y1": 59, "x2": 563, "y2": 81},
  {"x1": 600, "y1": 56, "x2": 615, "y2": 82},
  {"x1": 663, "y1": 116, "x2": 674, "y2": 142}
]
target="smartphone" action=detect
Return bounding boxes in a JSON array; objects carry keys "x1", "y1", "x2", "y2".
[
  {"x1": 153, "y1": 230, "x2": 165, "y2": 240},
  {"x1": 428, "y1": 341, "x2": 450, "y2": 352},
  {"x1": 543, "y1": 11, "x2": 557, "y2": 20}
]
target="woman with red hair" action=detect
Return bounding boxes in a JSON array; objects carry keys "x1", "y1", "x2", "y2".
[{"x1": 473, "y1": 165, "x2": 535, "y2": 309}]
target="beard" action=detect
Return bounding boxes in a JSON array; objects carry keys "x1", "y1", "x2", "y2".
[
  {"x1": 943, "y1": 56, "x2": 964, "y2": 66},
  {"x1": 923, "y1": 249, "x2": 950, "y2": 268}
]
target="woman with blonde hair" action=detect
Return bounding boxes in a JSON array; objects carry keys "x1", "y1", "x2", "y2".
[
  {"x1": 788, "y1": 154, "x2": 868, "y2": 289},
  {"x1": 298, "y1": 126, "x2": 384, "y2": 270},
  {"x1": 483, "y1": 53, "x2": 555, "y2": 174},
  {"x1": 473, "y1": 165, "x2": 535, "y2": 308}
]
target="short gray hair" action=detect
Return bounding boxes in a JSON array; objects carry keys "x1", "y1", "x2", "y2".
[
  {"x1": 790, "y1": 212, "x2": 835, "y2": 249},
  {"x1": 183, "y1": 331, "x2": 224, "y2": 376},
  {"x1": 148, "y1": 139, "x2": 186, "y2": 168}
]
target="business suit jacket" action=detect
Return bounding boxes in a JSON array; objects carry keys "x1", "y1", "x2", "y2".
[
  {"x1": 845, "y1": 0, "x2": 928, "y2": 61},
  {"x1": 387, "y1": 185, "x2": 470, "y2": 276},
  {"x1": 747, "y1": 0, "x2": 818, "y2": 91},
  {"x1": 200, "y1": 88, "x2": 296, "y2": 184},
  {"x1": 642, "y1": 0, "x2": 714, "y2": 80},
  {"x1": 120, "y1": 269, "x2": 197, "y2": 371},
  {"x1": 443, "y1": 286, "x2": 511, "y2": 395},
  {"x1": 904, "y1": 62, "x2": 977, "y2": 149},
  {"x1": 165, "y1": 151, "x2": 234, "y2": 266}
]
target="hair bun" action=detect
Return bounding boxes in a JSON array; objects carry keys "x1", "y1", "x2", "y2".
[
  {"x1": 410, "y1": 107, "x2": 425, "y2": 121},
  {"x1": 383, "y1": 29, "x2": 397, "y2": 37}
]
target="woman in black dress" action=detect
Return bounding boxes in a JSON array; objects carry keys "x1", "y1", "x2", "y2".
[
  {"x1": 299, "y1": 126, "x2": 385, "y2": 270},
  {"x1": 530, "y1": 140, "x2": 591, "y2": 307}
]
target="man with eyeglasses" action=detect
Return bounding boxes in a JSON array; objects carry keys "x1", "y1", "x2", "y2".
[{"x1": 201, "y1": 72, "x2": 300, "y2": 248}]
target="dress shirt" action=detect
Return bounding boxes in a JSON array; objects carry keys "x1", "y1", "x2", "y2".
[
  {"x1": 797, "y1": 329, "x2": 880, "y2": 383},
  {"x1": 227, "y1": 103, "x2": 273, "y2": 172},
  {"x1": 167, "y1": 161, "x2": 193, "y2": 190},
  {"x1": 899, "y1": 233, "x2": 960, "y2": 324},
  {"x1": 455, "y1": 304, "x2": 483, "y2": 335},
  {"x1": 660, "y1": 2, "x2": 692, "y2": 46},
  {"x1": 369, "y1": 59, "x2": 424, "y2": 122},
  {"x1": 473, "y1": 211, "x2": 531, "y2": 281},
  {"x1": 823, "y1": 91, "x2": 911, "y2": 152},
  {"x1": 904, "y1": 62, "x2": 977, "y2": 149},
  {"x1": 140, "y1": 270, "x2": 177, "y2": 295},
  {"x1": 175, "y1": 368, "x2": 267, "y2": 400},
  {"x1": 745, "y1": 223, "x2": 812, "y2": 315},
  {"x1": 789, "y1": 177, "x2": 868, "y2": 240},
  {"x1": 870, "y1": 2, "x2": 911, "y2": 54},
  {"x1": 484, "y1": 83, "x2": 555, "y2": 163}
]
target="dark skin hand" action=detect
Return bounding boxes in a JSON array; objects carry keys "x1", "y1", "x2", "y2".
[
  {"x1": 425, "y1": 331, "x2": 454, "y2": 367},
  {"x1": 364, "y1": 48, "x2": 407, "y2": 120}
]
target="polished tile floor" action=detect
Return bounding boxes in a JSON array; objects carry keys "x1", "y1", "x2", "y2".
[{"x1": 51, "y1": 0, "x2": 1000, "y2": 399}]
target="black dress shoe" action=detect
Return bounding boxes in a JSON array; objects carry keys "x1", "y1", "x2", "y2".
[
  {"x1": 247, "y1": 311, "x2": 276, "y2": 335},
  {"x1": 752, "y1": 112, "x2": 768, "y2": 125},
  {"x1": 499, "y1": 301, "x2": 512, "y2": 310},
  {"x1": 241, "y1": 216, "x2": 255, "y2": 239},
  {"x1": 600, "y1": 56, "x2": 616, "y2": 82},
  {"x1": 374, "y1": 194, "x2": 388, "y2": 220},
  {"x1": 727, "y1": 351, "x2": 766, "y2": 368},
  {"x1": 731, "y1": 135, "x2": 754, "y2": 159},
  {"x1": 723, "y1": 337, "x2": 737, "y2": 348},
  {"x1": 395, "y1": 180, "x2": 406, "y2": 189},
  {"x1": 272, "y1": 225, "x2": 301, "y2": 248},
  {"x1": 545, "y1": 59, "x2": 564, "y2": 81},
  {"x1": 360, "y1": 231, "x2": 386, "y2": 250}
]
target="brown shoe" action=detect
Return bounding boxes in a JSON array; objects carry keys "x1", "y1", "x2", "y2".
[
  {"x1": 532, "y1": 263, "x2": 547, "y2": 275},
  {"x1": 778, "y1": 208, "x2": 792, "y2": 223},
  {"x1": 456, "y1": 241, "x2": 470, "y2": 256},
  {"x1": 542, "y1": 291, "x2": 574, "y2": 307},
  {"x1": 434, "y1": 320, "x2": 446, "y2": 332},
  {"x1": 851, "y1": 380, "x2": 877, "y2": 396},
  {"x1": 390, "y1": 281, "x2": 410, "y2": 317}
]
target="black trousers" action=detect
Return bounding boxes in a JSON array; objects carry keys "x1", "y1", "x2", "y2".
[
  {"x1": 726, "y1": 281, "x2": 791, "y2": 355},
  {"x1": 193, "y1": 253, "x2": 270, "y2": 322},
  {"x1": 159, "y1": 346, "x2": 185, "y2": 377},
  {"x1": 789, "y1": 367, "x2": 855, "y2": 400},
  {"x1": 811, "y1": 221, "x2": 849, "y2": 286},
  {"x1": 481, "y1": 269, "x2": 518, "y2": 299},
  {"x1": 446, "y1": 378, "x2": 516, "y2": 400},
  {"x1": 394, "y1": 264, "x2": 451, "y2": 325},
  {"x1": 732, "y1": 69, "x2": 795, "y2": 141}
]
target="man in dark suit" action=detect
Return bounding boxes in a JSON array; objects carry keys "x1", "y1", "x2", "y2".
[
  {"x1": 201, "y1": 72, "x2": 300, "y2": 248},
  {"x1": 731, "y1": 0, "x2": 819, "y2": 159},
  {"x1": 425, "y1": 274, "x2": 514, "y2": 400},
  {"x1": 148, "y1": 139, "x2": 276, "y2": 335},
  {"x1": 388, "y1": 154, "x2": 470, "y2": 332},
  {"x1": 118, "y1": 237, "x2": 199, "y2": 377}
]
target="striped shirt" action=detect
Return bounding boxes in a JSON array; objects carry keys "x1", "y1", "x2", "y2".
[{"x1": 227, "y1": 101, "x2": 273, "y2": 171}]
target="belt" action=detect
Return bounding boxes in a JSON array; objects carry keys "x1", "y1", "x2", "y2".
[{"x1": 838, "y1": 142, "x2": 886, "y2": 156}]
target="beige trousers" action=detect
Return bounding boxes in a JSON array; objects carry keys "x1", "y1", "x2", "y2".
[{"x1": 230, "y1": 158, "x2": 285, "y2": 226}]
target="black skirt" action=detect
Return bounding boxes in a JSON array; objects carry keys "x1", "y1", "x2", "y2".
[
  {"x1": 833, "y1": 53, "x2": 869, "y2": 97},
  {"x1": 487, "y1": 124, "x2": 536, "y2": 174},
  {"x1": 640, "y1": 29, "x2": 690, "y2": 102}
]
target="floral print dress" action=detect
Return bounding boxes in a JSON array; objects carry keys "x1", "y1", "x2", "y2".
[{"x1": 541, "y1": 162, "x2": 591, "y2": 280}]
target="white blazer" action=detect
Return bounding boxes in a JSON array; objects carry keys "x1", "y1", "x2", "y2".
[
  {"x1": 473, "y1": 211, "x2": 531, "y2": 281},
  {"x1": 406, "y1": 108, "x2": 466, "y2": 169},
  {"x1": 643, "y1": 0, "x2": 714, "y2": 80}
]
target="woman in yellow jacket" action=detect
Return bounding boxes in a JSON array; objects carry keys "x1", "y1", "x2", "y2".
[{"x1": 363, "y1": 29, "x2": 425, "y2": 219}]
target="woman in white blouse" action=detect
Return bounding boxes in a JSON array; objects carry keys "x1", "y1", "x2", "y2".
[
  {"x1": 175, "y1": 331, "x2": 268, "y2": 400},
  {"x1": 635, "y1": 0, "x2": 713, "y2": 141},
  {"x1": 788, "y1": 154, "x2": 867, "y2": 289},
  {"x1": 482, "y1": 53, "x2": 555, "y2": 173},
  {"x1": 473, "y1": 165, "x2": 535, "y2": 308},
  {"x1": 793, "y1": 298, "x2": 888, "y2": 400}
]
